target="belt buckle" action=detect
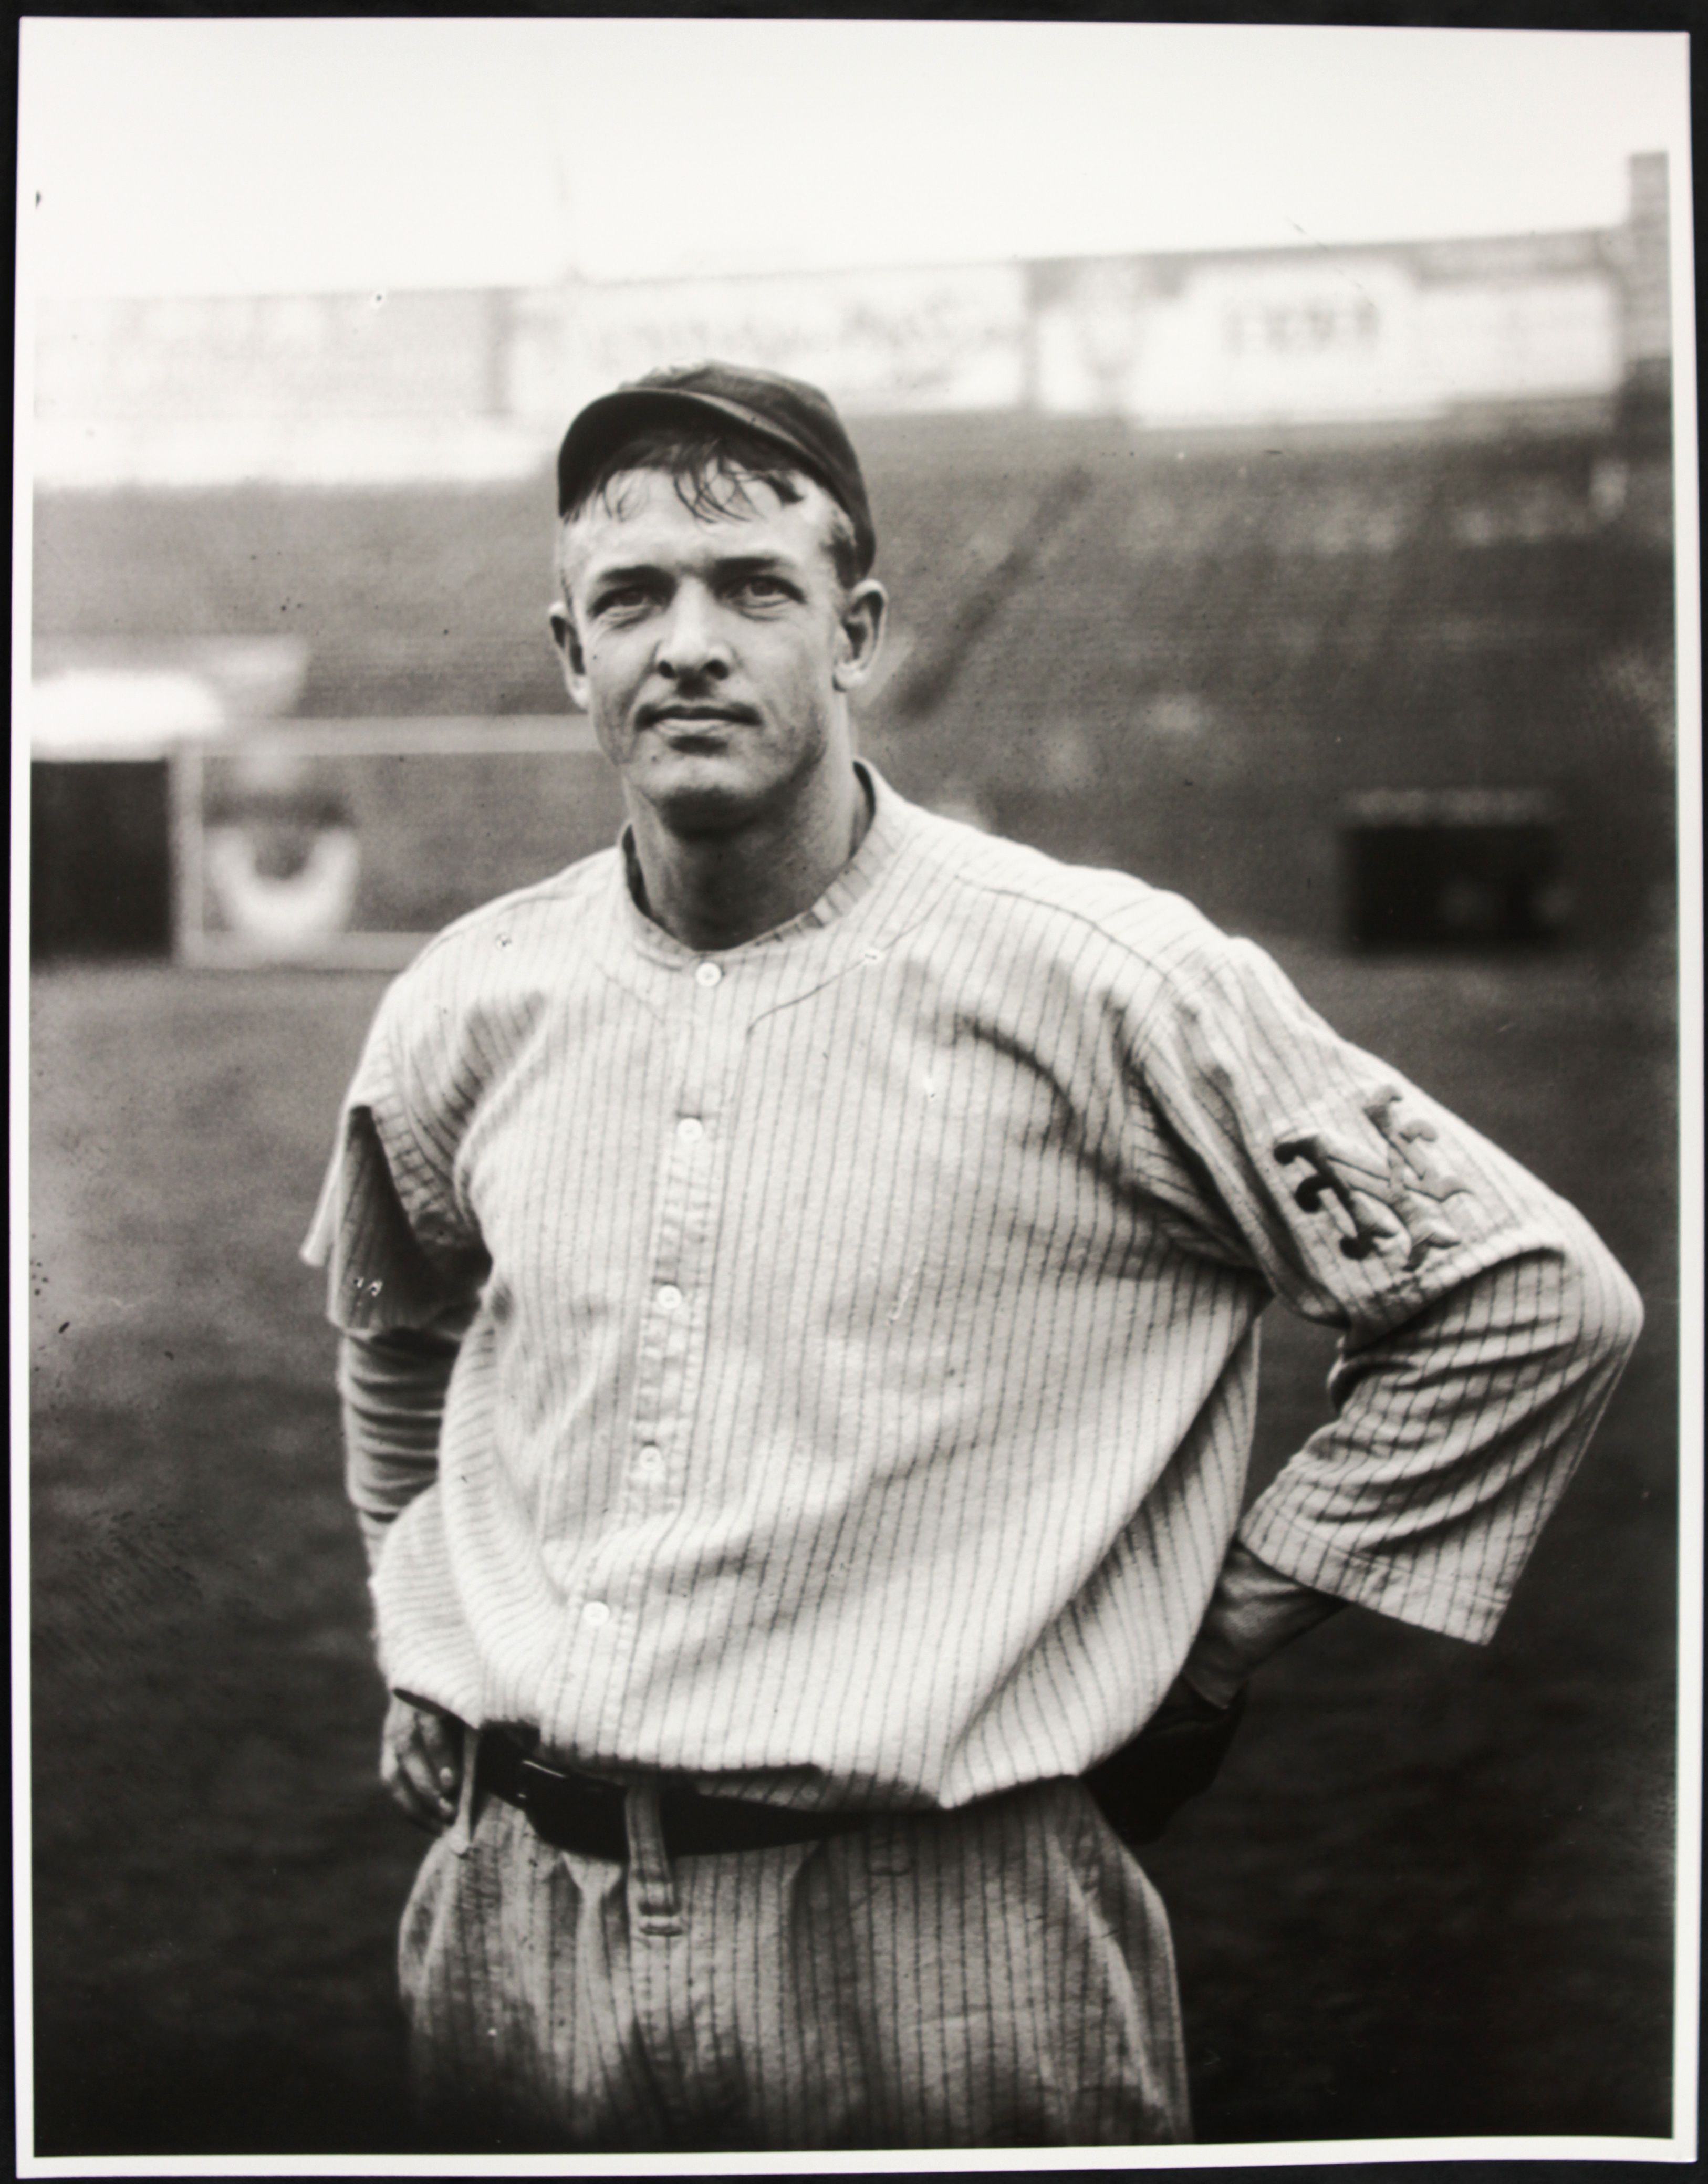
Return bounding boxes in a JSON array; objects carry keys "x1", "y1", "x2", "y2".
[
  {"x1": 513, "y1": 1754, "x2": 588, "y2": 1813},
  {"x1": 515, "y1": 1753, "x2": 625, "y2": 1812},
  {"x1": 511, "y1": 1756, "x2": 547, "y2": 1812}
]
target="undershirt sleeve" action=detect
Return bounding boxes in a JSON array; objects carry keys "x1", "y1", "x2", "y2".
[
  {"x1": 1178, "y1": 1541, "x2": 1348, "y2": 1706},
  {"x1": 338, "y1": 1308, "x2": 473, "y2": 1568}
]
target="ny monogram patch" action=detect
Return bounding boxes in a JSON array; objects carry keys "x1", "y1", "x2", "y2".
[{"x1": 1274, "y1": 1086, "x2": 1473, "y2": 1269}]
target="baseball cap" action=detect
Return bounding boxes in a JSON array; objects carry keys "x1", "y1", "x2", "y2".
[{"x1": 555, "y1": 361, "x2": 876, "y2": 577}]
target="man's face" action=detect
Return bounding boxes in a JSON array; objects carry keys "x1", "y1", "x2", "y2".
[{"x1": 551, "y1": 467, "x2": 884, "y2": 836}]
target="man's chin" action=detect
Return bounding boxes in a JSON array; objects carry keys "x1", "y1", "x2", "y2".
[{"x1": 637, "y1": 753, "x2": 766, "y2": 835}]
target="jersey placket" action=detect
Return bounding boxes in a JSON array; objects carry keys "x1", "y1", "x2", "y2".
[
  {"x1": 628, "y1": 956, "x2": 736, "y2": 1514},
  {"x1": 567, "y1": 954, "x2": 747, "y2": 1742}
]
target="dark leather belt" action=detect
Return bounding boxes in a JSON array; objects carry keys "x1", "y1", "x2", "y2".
[
  {"x1": 476, "y1": 1731, "x2": 874, "y2": 1861},
  {"x1": 478, "y1": 1686, "x2": 1246, "y2": 1862}
]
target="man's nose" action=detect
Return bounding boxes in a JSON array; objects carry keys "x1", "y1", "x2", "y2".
[{"x1": 655, "y1": 585, "x2": 731, "y2": 680}]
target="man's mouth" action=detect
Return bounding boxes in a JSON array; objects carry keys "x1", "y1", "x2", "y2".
[{"x1": 639, "y1": 702, "x2": 756, "y2": 731}]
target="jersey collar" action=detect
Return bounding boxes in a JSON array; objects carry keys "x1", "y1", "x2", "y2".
[{"x1": 610, "y1": 761, "x2": 915, "y2": 970}]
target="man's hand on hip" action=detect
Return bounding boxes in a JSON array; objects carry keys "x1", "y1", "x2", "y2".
[
  {"x1": 1085, "y1": 1546, "x2": 1350, "y2": 1846},
  {"x1": 381, "y1": 1692, "x2": 464, "y2": 1830},
  {"x1": 1084, "y1": 1677, "x2": 1247, "y2": 1845}
]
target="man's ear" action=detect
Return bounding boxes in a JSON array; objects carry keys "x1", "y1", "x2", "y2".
[
  {"x1": 548, "y1": 601, "x2": 590, "y2": 712},
  {"x1": 831, "y1": 579, "x2": 888, "y2": 694}
]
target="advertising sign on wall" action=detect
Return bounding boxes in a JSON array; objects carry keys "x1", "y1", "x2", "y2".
[
  {"x1": 1033, "y1": 252, "x2": 1621, "y2": 424},
  {"x1": 562, "y1": 264, "x2": 1029, "y2": 416}
]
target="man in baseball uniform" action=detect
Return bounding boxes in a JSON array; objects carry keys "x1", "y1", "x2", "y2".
[{"x1": 305, "y1": 361, "x2": 1642, "y2": 2151}]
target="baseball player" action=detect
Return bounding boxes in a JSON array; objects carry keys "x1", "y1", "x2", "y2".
[{"x1": 304, "y1": 361, "x2": 1642, "y2": 2151}]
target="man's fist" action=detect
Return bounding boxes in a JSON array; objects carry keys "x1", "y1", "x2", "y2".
[
  {"x1": 381, "y1": 1692, "x2": 465, "y2": 1831},
  {"x1": 1083, "y1": 1680, "x2": 1247, "y2": 1847}
]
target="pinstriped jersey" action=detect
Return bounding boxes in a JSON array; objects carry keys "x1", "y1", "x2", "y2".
[{"x1": 304, "y1": 764, "x2": 1641, "y2": 1811}]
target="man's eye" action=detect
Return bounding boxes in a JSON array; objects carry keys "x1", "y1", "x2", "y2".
[
  {"x1": 596, "y1": 586, "x2": 650, "y2": 616},
  {"x1": 735, "y1": 575, "x2": 790, "y2": 602}
]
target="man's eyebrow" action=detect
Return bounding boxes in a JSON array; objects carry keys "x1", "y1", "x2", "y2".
[
  {"x1": 585, "y1": 549, "x2": 805, "y2": 591},
  {"x1": 710, "y1": 552, "x2": 801, "y2": 577},
  {"x1": 584, "y1": 559, "x2": 664, "y2": 591}
]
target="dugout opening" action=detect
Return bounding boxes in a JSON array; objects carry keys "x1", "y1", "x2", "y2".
[
  {"x1": 1341, "y1": 788, "x2": 1567, "y2": 951},
  {"x1": 32, "y1": 760, "x2": 174, "y2": 959}
]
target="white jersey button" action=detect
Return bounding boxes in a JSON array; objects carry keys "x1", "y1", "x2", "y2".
[
  {"x1": 694, "y1": 961, "x2": 723, "y2": 988},
  {"x1": 656, "y1": 1284, "x2": 684, "y2": 1314},
  {"x1": 637, "y1": 1443, "x2": 663, "y2": 1471},
  {"x1": 581, "y1": 1600, "x2": 611, "y2": 1628},
  {"x1": 676, "y1": 1116, "x2": 705, "y2": 1144}
]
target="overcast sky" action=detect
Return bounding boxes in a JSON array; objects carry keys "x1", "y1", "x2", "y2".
[{"x1": 18, "y1": 19, "x2": 1691, "y2": 296}]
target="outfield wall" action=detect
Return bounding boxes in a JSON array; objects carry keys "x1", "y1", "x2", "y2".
[{"x1": 30, "y1": 406, "x2": 1674, "y2": 961}]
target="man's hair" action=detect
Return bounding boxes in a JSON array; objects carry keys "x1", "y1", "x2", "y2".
[{"x1": 554, "y1": 422, "x2": 862, "y2": 600}]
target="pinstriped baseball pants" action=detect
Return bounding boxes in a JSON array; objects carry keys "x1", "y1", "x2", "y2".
[{"x1": 398, "y1": 1770, "x2": 1192, "y2": 2150}]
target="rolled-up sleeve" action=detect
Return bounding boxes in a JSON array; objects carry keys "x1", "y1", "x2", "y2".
[
  {"x1": 1137, "y1": 934, "x2": 1644, "y2": 1644},
  {"x1": 300, "y1": 982, "x2": 487, "y2": 1335},
  {"x1": 302, "y1": 977, "x2": 490, "y2": 1556}
]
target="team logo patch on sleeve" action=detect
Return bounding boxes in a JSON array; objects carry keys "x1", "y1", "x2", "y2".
[{"x1": 1274, "y1": 1086, "x2": 1474, "y2": 1270}]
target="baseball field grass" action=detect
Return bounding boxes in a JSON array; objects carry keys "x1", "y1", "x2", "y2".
[{"x1": 26, "y1": 933, "x2": 1681, "y2": 2156}]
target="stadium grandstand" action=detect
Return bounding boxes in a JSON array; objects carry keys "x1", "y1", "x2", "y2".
[{"x1": 29, "y1": 154, "x2": 1674, "y2": 963}]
